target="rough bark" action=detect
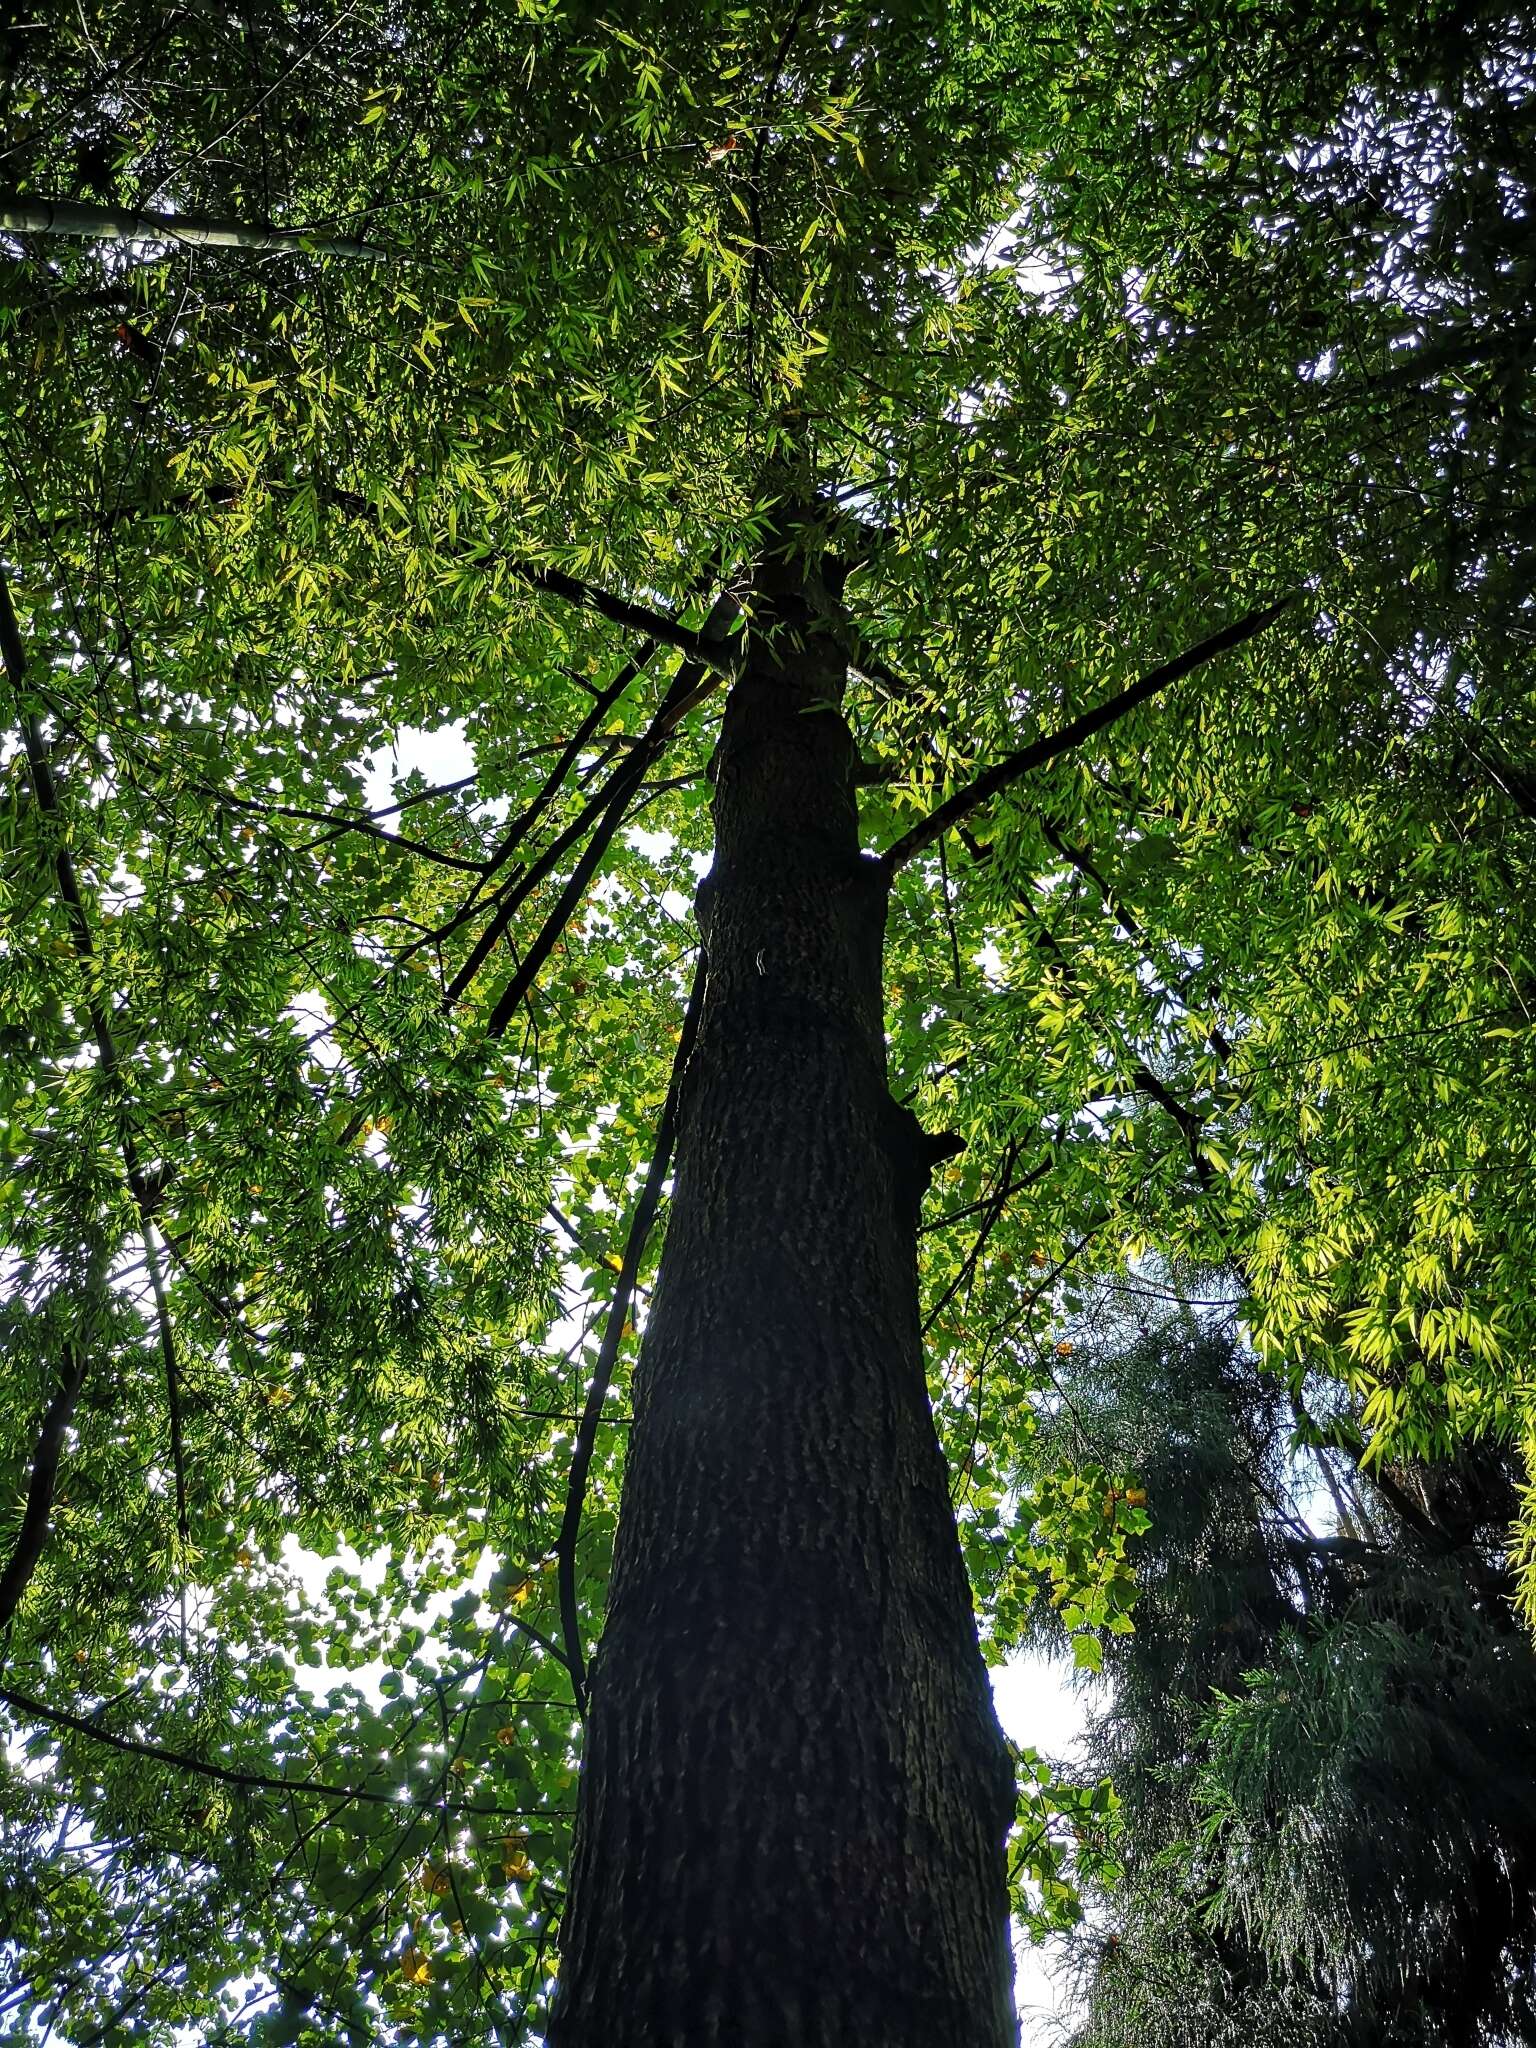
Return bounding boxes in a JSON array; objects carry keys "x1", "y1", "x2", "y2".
[{"x1": 551, "y1": 517, "x2": 1018, "y2": 2046}]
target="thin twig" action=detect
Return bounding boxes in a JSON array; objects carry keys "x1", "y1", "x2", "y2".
[
  {"x1": 1038, "y1": 819, "x2": 1234, "y2": 1064},
  {"x1": 557, "y1": 953, "x2": 708, "y2": 1713},
  {"x1": 0, "y1": 1684, "x2": 560, "y2": 1817},
  {"x1": 923, "y1": 1140, "x2": 1022, "y2": 1337}
]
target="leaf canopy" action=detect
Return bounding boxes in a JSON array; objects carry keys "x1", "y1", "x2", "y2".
[{"x1": 1, "y1": 0, "x2": 1533, "y2": 2037}]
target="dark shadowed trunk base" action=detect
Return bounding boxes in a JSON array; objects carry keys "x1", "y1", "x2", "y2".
[{"x1": 551, "y1": 523, "x2": 1018, "y2": 2048}]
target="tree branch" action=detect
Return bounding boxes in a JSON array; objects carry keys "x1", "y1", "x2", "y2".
[
  {"x1": 1, "y1": 570, "x2": 191, "y2": 1611},
  {"x1": 142, "y1": 1221, "x2": 190, "y2": 1600},
  {"x1": 470, "y1": 597, "x2": 735, "y2": 1030},
  {"x1": 1022, "y1": 907, "x2": 1213, "y2": 1182},
  {"x1": 476, "y1": 650, "x2": 656, "y2": 889},
  {"x1": 205, "y1": 783, "x2": 488, "y2": 870},
  {"x1": 557, "y1": 951, "x2": 707, "y2": 1714},
  {"x1": 28, "y1": 477, "x2": 741, "y2": 679},
  {"x1": 919, "y1": 1155, "x2": 1051, "y2": 1235},
  {"x1": 881, "y1": 598, "x2": 1294, "y2": 873},
  {"x1": 0, "y1": 1684, "x2": 557, "y2": 1817},
  {"x1": 498, "y1": 557, "x2": 738, "y2": 673},
  {"x1": 0, "y1": 194, "x2": 391, "y2": 264},
  {"x1": 481, "y1": 779, "x2": 636, "y2": 1038},
  {"x1": 923, "y1": 1140, "x2": 1025, "y2": 1337},
  {"x1": 1038, "y1": 819, "x2": 1234, "y2": 1064},
  {"x1": 405, "y1": 586, "x2": 724, "y2": 987},
  {"x1": 320, "y1": 487, "x2": 739, "y2": 671},
  {"x1": 0, "y1": 1349, "x2": 88, "y2": 1630}
]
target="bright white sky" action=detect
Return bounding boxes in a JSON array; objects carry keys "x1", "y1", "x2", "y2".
[{"x1": 995, "y1": 1655, "x2": 1090, "y2": 2034}]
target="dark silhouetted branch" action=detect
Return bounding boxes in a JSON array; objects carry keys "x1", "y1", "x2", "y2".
[
  {"x1": 882, "y1": 598, "x2": 1294, "y2": 872},
  {"x1": 557, "y1": 952, "x2": 707, "y2": 1714},
  {"x1": 0, "y1": 1348, "x2": 88, "y2": 1630},
  {"x1": 468, "y1": 596, "x2": 735, "y2": 1028},
  {"x1": 0, "y1": 1684, "x2": 559, "y2": 1817},
  {"x1": 500, "y1": 558, "x2": 737, "y2": 672},
  {"x1": 1, "y1": 570, "x2": 190, "y2": 1607},
  {"x1": 1038, "y1": 819, "x2": 1235, "y2": 1065}
]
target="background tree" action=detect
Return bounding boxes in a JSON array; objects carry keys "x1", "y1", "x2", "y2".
[
  {"x1": 0, "y1": 0, "x2": 1532, "y2": 2040},
  {"x1": 1024, "y1": 1293, "x2": 1536, "y2": 2047}
]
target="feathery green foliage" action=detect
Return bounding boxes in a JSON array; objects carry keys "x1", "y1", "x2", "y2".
[
  {"x1": 1039, "y1": 1301, "x2": 1536, "y2": 2047},
  {"x1": 0, "y1": 0, "x2": 1533, "y2": 2037}
]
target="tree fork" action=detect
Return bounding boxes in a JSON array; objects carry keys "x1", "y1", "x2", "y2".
[{"x1": 551, "y1": 511, "x2": 1017, "y2": 2046}]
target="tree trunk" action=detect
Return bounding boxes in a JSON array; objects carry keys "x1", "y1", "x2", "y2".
[{"x1": 551, "y1": 516, "x2": 1018, "y2": 2046}]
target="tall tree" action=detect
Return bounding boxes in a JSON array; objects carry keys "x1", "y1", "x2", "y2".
[
  {"x1": 552, "y1": 508, "x2": 1023, "y2": 2043},
  {"x1": 0, "y1": 0, "x2": 1532, "y2": 2040}
]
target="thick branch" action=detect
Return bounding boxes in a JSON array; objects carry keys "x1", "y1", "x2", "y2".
[
  {"x1": 0, "y1": 195, "x2": 389, "y2": 263},
  {"x1": 881, "y1": 598, "x2": 1294, "y2": 872},
  {"x1": 500, "y1": 558, "x2": 737, "y2": 673},
  {"x1": 0, "y1": 1348, "x2": 88, "y2": 1629},
  {"x1": 465, "y1": 598, "x2": 734, "y2": 1027}
]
